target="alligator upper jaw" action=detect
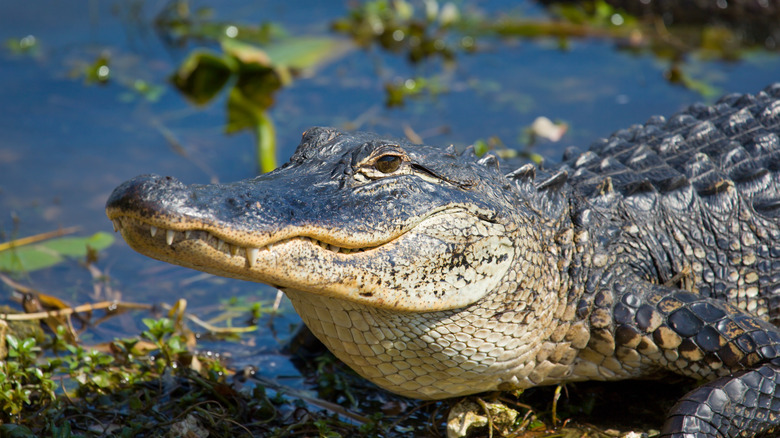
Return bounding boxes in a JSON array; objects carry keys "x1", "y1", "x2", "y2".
[
  {"x1": 107, "y1": 211, "x2": 378, "y2": 263},
  {"x1": 107, "y1": 211, "x2": 380, "y2": 273}
]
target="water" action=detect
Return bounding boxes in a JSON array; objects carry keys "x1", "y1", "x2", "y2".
[{"x1": 1, "y1": 0, "x2": 779, "y2": 381}]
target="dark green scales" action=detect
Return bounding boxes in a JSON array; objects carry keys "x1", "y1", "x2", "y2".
[{"x1": 107, "y1": 84, "x2": 780, "y2": 437}]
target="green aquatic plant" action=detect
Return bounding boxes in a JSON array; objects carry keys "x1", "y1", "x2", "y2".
[
  {"x1": 157, "y1": 2, "x2": 348, "y2": 173},
  {"x1": 334, "y1": 0, "x2": 776, "y2": 100},
  {"x1": 0, "y1": 231, "x2": 114, "y2": 274},
  {"x1": 0, "y1": 335, "x2": 56, "y2": 419}
]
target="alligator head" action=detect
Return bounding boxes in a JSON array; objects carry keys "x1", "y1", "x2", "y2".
[{"x1": 106, "y1": 127, "x2": 573, "y2": 398}]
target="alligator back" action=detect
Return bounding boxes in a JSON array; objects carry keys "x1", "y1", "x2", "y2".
[{"x1": 559, "y1": 84, "x2": 780, "y2": 322}]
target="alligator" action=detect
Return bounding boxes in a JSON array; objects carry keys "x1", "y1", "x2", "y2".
[{"x1": 107, "y1": 83, "x2": 780, "y2": 437}]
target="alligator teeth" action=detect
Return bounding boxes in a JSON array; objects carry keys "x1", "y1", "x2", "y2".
[
  {"x1": 296, "y1": 236, "x2": 361, "y2": 254},
  {"x1": 246, "y1": 247, "x2": 259, "y2": 267},
  {"x1": 117, "y1": 217, "x2": 370, "y2": 260}
]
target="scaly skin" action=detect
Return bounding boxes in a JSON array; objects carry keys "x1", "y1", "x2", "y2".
[{"x1": 107, "y1": 84, "x2": 780, "y2": 437}]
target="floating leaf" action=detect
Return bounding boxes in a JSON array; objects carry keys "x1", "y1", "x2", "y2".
[
  {"x1": 261, "y1": 37, "x2": 348, "y2": 72},
  {"x1": 0, "y1": 232, "x2": 115, "y2": 273},
  {"x1": 223, "y1": 36, "x2": 348, "y2": 74},
  {"x1": 221, "y1": 39, "x2": 294, "y2": 84},
  {"x1": 170, "y1": 50, "x2": 235, "y2": 105},
  {"x1": 84, "y1": 53, "x2": 111, "y2": 84},
  {"x1": 234, "y1": 68, "x2": 282, "y2": 110},
  {"x1": 0, "y1": 247, "x2": 62, "y2": 273},
  {"x1": 38, "y1": 231, "x2": 114, "y2": 256},
  {"x1": 221, "y1": 39, "x2": 273, "y2": 67},
  {"x1": 4, "y1": 35, "x2": 40, "y2": 56}
]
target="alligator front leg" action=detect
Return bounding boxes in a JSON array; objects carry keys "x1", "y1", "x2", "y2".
[
  {"x1": 662, "y1": 363, "x2": 780, "y2": 437},
  {"x1": 588, "y1": 280, "x2": 780, "y2": 437}
]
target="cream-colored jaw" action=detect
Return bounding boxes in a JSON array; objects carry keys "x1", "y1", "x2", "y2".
[{"x1": 108, "y1": 208, "x2": 514, "y2": 312}]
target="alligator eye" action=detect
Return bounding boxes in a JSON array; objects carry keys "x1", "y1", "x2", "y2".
[{"x1": 375, "y1": 155, "x2": 402, "y2": 173}]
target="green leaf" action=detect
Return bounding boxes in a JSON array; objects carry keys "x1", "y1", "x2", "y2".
[
  {"x1": 40, "y1": 231, "x2": 115, "y2": 256},
  {"x1": 234, "y1": 68, "x2": 282, "y2": 111},
  {"x1": 166, "y1": 336, "x2": 183, "y2": 353},
  {"x1": 51, "y1": 420, "x2": 72, "y2": 438},
  {"x1": 6, "y1": 335, "x2": 19, "y2": 352},
  {"x1": 222, "y1": 36, "x2": 349, "y2": 83},
  {"x1": 90, "y1": 372, "x2": 111, "y2": 388},
  {"x1": 170, "y1": 50, "x2": 235, "y2": 105},
  {"x1": 20, "y1": 338, "x2": 36, "y2": 352},
  {"x1": 473, "y1": 139, "x2": 489, "y2": 156},
  {"x1": 0, "y1": 424, "x2": 37, "y2": 438},
  {"x1": 0, "y1": 247, "x2": 63, "y2": 273},
  {"x1": 221, "y1": 39, "x2": 273, "y2": 68},
  {"x1": 141, "y1": 318, "x2": 156, "y2": 331},
  {"x1": 0, "y1": 232, "x2": 115, "y2": 273}
]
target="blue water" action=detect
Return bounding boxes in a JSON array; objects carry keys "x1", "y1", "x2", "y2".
[{"x1": 1, "y1": 0, "x2": 779, "y2": 373}]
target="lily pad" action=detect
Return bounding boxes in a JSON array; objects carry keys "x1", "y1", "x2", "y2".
[
  {"x1": 39, "y1": 232, "x2": 114, "y2": 256},
  {"x1": 0, "y1": 232, "x2": 115, "y2": 273}
]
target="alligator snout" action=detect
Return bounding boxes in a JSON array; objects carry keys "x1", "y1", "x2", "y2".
[{"x1": 106, "y1": 174, "x2": 192, "y2": 219}]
